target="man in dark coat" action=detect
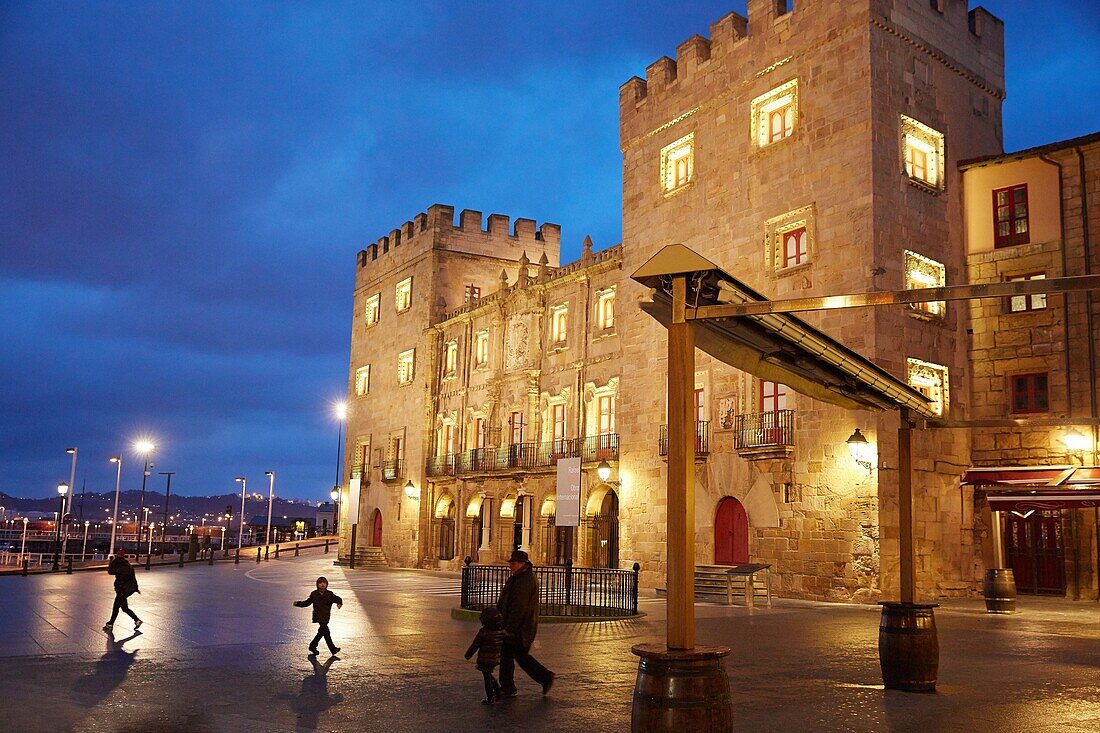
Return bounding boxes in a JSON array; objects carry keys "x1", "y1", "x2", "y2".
[
  {"x1": 103, "y1": 549, "x2": 142, "y2": 632},
  {"x1": 497, "y1": 550, "x2": 554, "y2": 696},
  {"x1": 294, "y1": 576, "x2": 343, "y2": 655}
]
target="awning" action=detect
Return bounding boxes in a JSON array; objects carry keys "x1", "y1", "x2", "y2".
[
  {"x1": 632, "y1": 245, "x2": 936, "y2": 417},
  {"x1": 964, "y1": 466, "x2": 1100, "y2": 511}
]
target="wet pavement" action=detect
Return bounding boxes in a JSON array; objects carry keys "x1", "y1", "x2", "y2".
[{"x1": 0, "y1": 555, "x2": 1097, "y2": 732}]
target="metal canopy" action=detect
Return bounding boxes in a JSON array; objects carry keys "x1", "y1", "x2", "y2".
[{"x1": 632, "y1": 244, "x2": 936, "y2": 418}]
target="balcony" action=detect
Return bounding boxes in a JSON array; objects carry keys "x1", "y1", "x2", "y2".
[
  {"x1": 733, "y1": 410, "x2": 795, "y2": 460},
  {"x1": 380, "y1": 459, "x2": 405, "y2": 483},
  {"x1": 426, "y1": 454, "x2": 456, "y2": 478},
  {"x1": 446, "y1": 435, "x2": 619, "y2": 477},
  {"x1": 658, "y1": 421, "x2": 711, "y2": 459}
]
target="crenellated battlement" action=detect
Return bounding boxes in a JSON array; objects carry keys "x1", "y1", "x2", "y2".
[
  {"x1": 620, "y1": 1, "x2": 1003, "y2": 141},
  {"x1": 356, "y1": 204, "x2": 561, "y2": 274}
]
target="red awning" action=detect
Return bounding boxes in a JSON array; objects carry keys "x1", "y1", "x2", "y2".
[{"x1": 965, "y1": 466, "x2": 1100, "y2": 511}]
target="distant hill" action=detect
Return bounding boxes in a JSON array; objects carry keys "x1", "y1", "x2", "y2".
[{"x1": 0, "y1": 489, "x2": 322, "y2": 524}]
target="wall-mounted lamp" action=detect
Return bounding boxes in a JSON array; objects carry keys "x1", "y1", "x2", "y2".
[
  {"x1": 404, "y1": 480, "x2": 421, "y2": 501},
  {"x1": 846, "y1": 428, "x2": 874, "y2": 473},
  {"x1": 1063, "y1": 428, "x2": 1091, "y2": 454},
  {"x1": 596, "y1": 460, "x2": 613, "y2": 483}
]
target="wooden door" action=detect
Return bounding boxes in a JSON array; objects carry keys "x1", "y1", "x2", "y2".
[
  {"x1": 714, "y1": 497, "x2": 749, "y2": 565},
  {"x1": 371, "y1": 509, "x2": 383, "y2": 547},
  {"x1": 1006, "y1": 510, "x2": 1065, "y2": 595}
]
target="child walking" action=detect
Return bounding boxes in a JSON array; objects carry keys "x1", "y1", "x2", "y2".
[
  {"x1": 293, "y1": 576, "x2": 343, "y2": 655},
  {"x1": 465, "y1": 607, "x2": 508, "y2": 705}
]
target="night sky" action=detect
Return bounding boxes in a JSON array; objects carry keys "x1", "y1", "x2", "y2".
[{"x1": 2, "y1": 2, "x2": 1097, "y2": 500}]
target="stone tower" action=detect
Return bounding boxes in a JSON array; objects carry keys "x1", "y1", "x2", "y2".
[{"x1": 616, "y1": 0, "x2": 1005, "y2": 600}]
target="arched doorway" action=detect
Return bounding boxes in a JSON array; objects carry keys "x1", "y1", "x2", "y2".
[
  {"x1": 588, "y1": 488, "x2": 619, "y2": 569},
  {"x1": 435, "y1": 494, "x2": 456, "y2": 561},
  {"x1": 714, "y1": 497, "x2": 749, "y2": 565},
  {"x1": 370, "y1": 509, "x2": 383, "y2": 547}
]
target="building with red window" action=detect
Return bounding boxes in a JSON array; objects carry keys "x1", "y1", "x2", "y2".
[{"x1": 337, "y1": 2, "x2": 1099, "y2": 603}]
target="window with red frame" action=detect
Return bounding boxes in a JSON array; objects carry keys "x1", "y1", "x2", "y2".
[
  {"x1": 993, "y1": 184, "x2": 1029, "y2": 248},
  {"x1": 1010, "y1": 373, "x2": 1049, "y2": 414},
  {"x1": 510, "y1": 411, "x2": 525, "y2": 445},
  {"x1": 782, "y1": 226, "x2": 808, "y2": 268},
  {"x1": 1006, "y1": 273, "x2": 1046, "y2": 312}
]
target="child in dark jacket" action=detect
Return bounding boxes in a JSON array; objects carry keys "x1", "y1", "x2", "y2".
[
  {"x1": 293, "y1": 576, "x2": 343, "y2": 655},
  {"x1": 465, "y1": 607, "x2": 508, "y2": 705}
]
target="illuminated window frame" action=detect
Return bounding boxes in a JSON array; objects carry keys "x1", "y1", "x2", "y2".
[
  {"x1": 1006, "y1": 273, "x2": 1046, "y2": 313},
  {"x1": 397, "y1": 348, "x2": 416, "y2": 385},
  {"x1": 903, "y1": 250, "x2": 946, "y2": 319},
  {"x1": 660, "y1": 133, "x2": 695, "y2": 195},
  {"x1": 751, "y1": 79, "x2": 799, "y2": 149},
  {"x1": 1009, "y1": 372, "x2": 1049, "y2": 414},
  {"x1": 550, "y1": 304, "x2": 568, "y2": 346},
  {"x1": 595, "y1": 288, "x2": 615, "y2": 331},
  {"x1": 907, "y1": 357, "x2": 949, "y2": 417},
  {"x1": 395, "y1": 277, "x2": 413, "y2": 313},
  {"x1": 900, "y1": 114, "x2": 945, "y2": 190},
  {"x1": 993, "y1": 184, "x2": 1030, "y2": 248},
  {"x1": 354, "y1": 365, "x2": 370, "y2": 396},
  {"x1": 443, "y1": 340, "x2": 458, "y2": 380},
  {"x1": 765, "y1": 205, "x2": 815, "y2": 273},
  {"x1": 473, "y1": 330, "x2": 490, "y2": 369},
  {"x1": 364, "y1": 293, "x2": 381, "y2": 327}
]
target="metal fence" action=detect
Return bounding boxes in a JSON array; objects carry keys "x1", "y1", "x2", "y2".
[
  {"x1": 733, "y1": 410, "x2": 795, "y2": 449},
  {"x1": 444, "y1": 434, "x2": 621, "y2": 477},
  {"x1": 460, "y1": 559, "x2": 640, "y2": 617},
  {"x1": 658, "y1": 421, "x2": 711, "y2": 457}
]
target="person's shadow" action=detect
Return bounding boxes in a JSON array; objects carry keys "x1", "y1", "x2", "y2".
[
  {"x1": 73, "y1": 629, "x2": 141, "y2": 708},
  {"x1": 284, "y1": 654, "x2": 343, "y2": 730}
]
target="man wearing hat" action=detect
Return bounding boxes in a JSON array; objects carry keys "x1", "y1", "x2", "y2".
[{"x1": 496, "y1": 549, "x2": 555, "y2": 696}]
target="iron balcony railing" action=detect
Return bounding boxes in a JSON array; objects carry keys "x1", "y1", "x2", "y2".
[
  {"x1": 448, "y1": 434, "x2": 620, "y2": 476},
  {"x1": 460, "y1": 559, "x2": 640, "y2": 617},
  {"x1": 380, "y1": 459, "x2": 405, "y2": 483},
  {"x1": 426, "y1": 454, "x2": 456, "y2": 477},
  {"x1": 733, "y1": 409, "x2": 795, "y2": 449},
  {"x1": 658, "y1": 421, "x2": 711, "y2": 457}
]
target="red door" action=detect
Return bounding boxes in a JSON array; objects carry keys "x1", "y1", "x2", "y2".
[
  {"x1": 1006, "y1": 510, "x2": 1065, "y2": 595},
  {"x1": 371, "y1": 510, "x2": 383, "y2": 547},
  {"x1": 714, "y1": 498, "x2": 749, "y2": 565}
]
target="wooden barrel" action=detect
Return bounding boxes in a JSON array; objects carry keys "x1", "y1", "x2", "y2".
[
  {"x1": 878, "y1": 602, "x2": 938, "y2": 692},
  {"x1": 631, "y1": 644, "x2": 732, "y2": 732},
  {"x1": 983, "y1": 568, "x2": 1017, "y2": 614}
]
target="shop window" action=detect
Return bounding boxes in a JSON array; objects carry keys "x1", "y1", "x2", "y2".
[
  {"x1": 994, "y1": 184, "x2": 1030, "y2": 248},
  {"x1": 660, "y1": 133, "x2": 695, "y2": 194},
  {"x1": 1010, "y1": 373, "x2": 1049, "y2": 414}
]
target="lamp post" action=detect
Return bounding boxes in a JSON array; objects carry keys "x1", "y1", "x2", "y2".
[
  {"x1": 235, "y1": 477, "x2": 247, "y2": 549},
  {"x1": 20, "y1": 517, "x2": 28, "y2": 565},
  {"x1": 264, "y1": 471, "x2": 275, "y2": 547},
  {"x1": 81, "y1": 520, "x2": 90, "y2": 561},
  {"x1": 158, "y1": 471, "x2": 174, "y2": 556},
  {"x1": 52, "y1": 483, "x2": 69, "y2": 571},
  {"x1": 220, "y1": 526, "x2": 226, "y2": 551},
  {"x1": 329, "y1": 487, "x2": 340, "y2": 536},
  {"x1": 333, "y1": 400, "x2": 347, "y2": 486},
  {"x1": 108, "y1": 456, "x2": 122, "y2": 557},
  {"x1": 133, "y1": 441, "x2": 155, "y2": 548},
  {"x1": 148, "y1": 522, "x2": 155, "y2": 556},
  {"x1": 64, "y1": 448, "x2": 78, "y2": 518}
]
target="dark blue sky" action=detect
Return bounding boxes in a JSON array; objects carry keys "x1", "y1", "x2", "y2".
[{"x1": 2, "y1": 2, "x2": 1097, "y2": 500}]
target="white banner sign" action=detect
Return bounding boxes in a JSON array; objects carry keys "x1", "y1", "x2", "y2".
[
  {"x1": 347, "y1": 477, "x2": 361, "y2": 525},
  {"x1": 555, "y1": 457, "x2": 582, "y2": 527}
]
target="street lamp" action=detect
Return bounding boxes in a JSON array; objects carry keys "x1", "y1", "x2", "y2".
[
  {"x1": 65, "y1": 448, "x2": 78, "y2": 518},
  {"x1": 52, "y1": 483, "x2": 69, "y2": 571},
  {"x1": 81, "y1": 520, "x2": 90, "y2": 561},
  {"x1": 133, "y1": 440, "x2": 156, "y2": 547},
  {"x1": 330, "y1": 486, "x2": 340, "y2": 536},
  {"x1": 846, "y1": 428, "x2": 874, "y2": 473},
  {"x1": 108, "y1": 456, "x2": 122, "y2": 557},
  {"x1": 235, "y1": 477, "x2": 247, "y2": 550},
  {"x1": 264, "y1": 471, "x2": 276, "y2": 547},
  {"x1": 597, "y1": 460, "x2": 613, "y2": 483},
  {"x1": 404, "y1": 480, "x2": 420, "y2": 501},
  {"x1": 19, "y1": 517, "x2": 28, "y2": 566},
  {"x1": 333, "y1": 401, "x2": 347, "y2": 487}
]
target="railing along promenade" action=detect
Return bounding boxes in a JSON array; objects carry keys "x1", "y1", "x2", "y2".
[{"x1": 460, "y1": 558, "x2": 640, "y2": 618}]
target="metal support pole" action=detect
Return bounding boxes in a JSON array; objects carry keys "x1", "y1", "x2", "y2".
[
  {"x1": 349, "y1": 524, "x2": 357, "y2": 569},
  {"x1": 991, "y1": 510, "x2": 1005, "y2": 568},
  {"x1": 898, "y1": 410, "x2": 915, "y2": 604},
  {"x1": 159, "y1": 472, "x2": 174, "y2": 557},
  {"x1": 666, "y1": 274, "x2": 696, "y2": 650}
]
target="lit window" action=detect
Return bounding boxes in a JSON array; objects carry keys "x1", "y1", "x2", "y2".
[
  {"x1": 550, "y1": 305, "x2": 568, "y2": 345},
  {"x1": 1010, "y1": 373, "x2": 1049, "y2": 414},
  {"x1": 751, "y1": 80, "x2": 798, "y2": 148},
  {"x1": 694, "y1": 387, "x2": 706, "y2": 423},
  {"x1": 907, "y1": 358, "x2": 949, "y2": 416},
  {"x1": 993, "y1": 184, "x2": 1030, "y2": 248},
  {"x1": 443, "y1": 340, "x2": 458, "y2": 378},
  {"x1": 552, "y1": 404, "x2": 567, "y2": 447},
  {"x1": 660, "y1": 133, "x2": 695, "y2": 194},
  {"x1": 364, "y1": 293, "x2": 381, "y2": 327},
  {"x1": 598, "y1": 395, "x2": 615, "y2": 435},
  {"x1": 472, "y1": 417, "x2": 486, "y2": 450},
  {"x1": 397, "y1": 349, "x2": 415, "y2": 385},
  {"x1": 596, "y1": 289, "x2": 615, "y2": 330},
  {"x1": 464, "y1": 284, "x2": 482, "y2": 303},
  {"x1": 395, "y1": 277, "x2": 413, "y2": 313},
  {"x1": 510, "y1": 411, "x2": 526, "y2": 445},
  {"x1": 766, "y1": 206, "x2": 814, "y2": 272},
  {"x1": 900, "y1": 114, "x2": 944, "y2": 190},
  {"x1": 1007, "y1": 273, "x2": 1046, "y2": 313},
  {"x1": 474, "y1": 330, "x2": 490, "y2": 368},
  {"x1": 354, "y1": 365, "x2": 370, "y2": 396},
  {"x1": 903, "y1": 250, "x2": 946, "y2": 318},
  {"x1": 441, "y1": 423, "x2": 456, "y2": 456}
]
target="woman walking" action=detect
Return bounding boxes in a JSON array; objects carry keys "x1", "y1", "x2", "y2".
[{"x1": 103, "y1": 549, "x2": 142, "y2": 632}]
